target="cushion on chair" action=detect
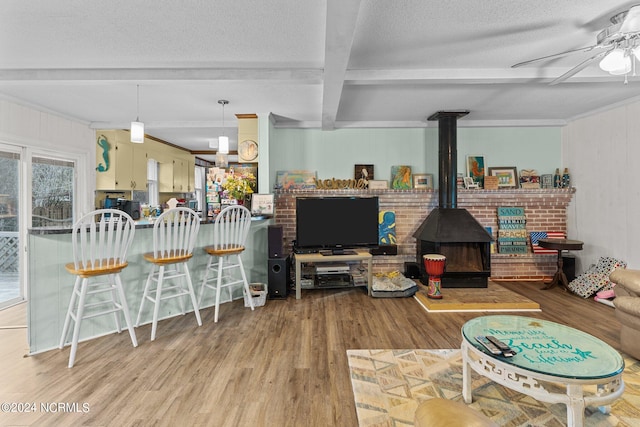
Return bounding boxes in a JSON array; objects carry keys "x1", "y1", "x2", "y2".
[
  {"x1": 610, "y1": 269, "x2": 640, "y2": 297},
  {"x1": 567, "y1": 257, "x2": 626, "y2": 298},
  {"x1": 414, "y1": 398, "x2": 498, "y2": 427}
]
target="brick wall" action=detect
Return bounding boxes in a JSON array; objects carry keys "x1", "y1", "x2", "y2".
[{"x1": 274, "y1": 188, "x2": 575, "y2": 281}]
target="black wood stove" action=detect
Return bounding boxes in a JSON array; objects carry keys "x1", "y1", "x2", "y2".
[{"x1": 413, "y1": 111, "x2": 492, "y2": 288}]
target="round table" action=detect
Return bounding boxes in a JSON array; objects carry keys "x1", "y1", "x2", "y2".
[
  {"x1": 461, "y1": 315, "x2": 625, "y2": 427},
  {"x1": 538, "y1": 238, "x2": 583, "y2": 291}
]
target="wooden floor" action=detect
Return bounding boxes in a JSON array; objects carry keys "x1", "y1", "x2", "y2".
[{"x1": 0, "y1": 282, "x2": 623, "y2": 427}]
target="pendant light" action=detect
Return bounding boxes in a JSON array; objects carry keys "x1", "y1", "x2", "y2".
[
  {"x1": 131, "y1": 84, "x2": 144, "y2": 143},
  {"x1": 218, "y1": 99, "x2": 229, "y2": 154}
]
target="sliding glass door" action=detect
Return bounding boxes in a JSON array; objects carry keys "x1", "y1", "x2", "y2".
[
  {"x1": 0, "y1": 148, "x2": 21, "y2": 308},
  {"x1": 0, "y1": 144, "x2": 76, "y2": 310}
]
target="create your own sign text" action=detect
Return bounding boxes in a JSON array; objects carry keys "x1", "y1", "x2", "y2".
[
  {"x1": 485, "y1": 328, "x2": 597, "y2": 366},
  {"x1": 313, "y1": 177, "x2": 368, "y2": 190}
]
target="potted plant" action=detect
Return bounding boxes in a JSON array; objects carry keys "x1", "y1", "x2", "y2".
[{"x1": 223, "y1": 173, "x2": 255, "y2": 204}]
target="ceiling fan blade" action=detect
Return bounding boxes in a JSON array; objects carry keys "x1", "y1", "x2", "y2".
[
  {"x1": 512, "y1": 45, "x2": 601, "y2": 68},
  {"x1": 620, "y1": 5, "x2": 640, "y2": 33},
  {"x1": 549, "y1": 49, "x2": 612, "y2": 85}
]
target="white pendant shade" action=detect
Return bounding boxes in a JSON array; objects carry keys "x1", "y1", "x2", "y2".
[
  {"x1": 599, "y1": 49, "x2": 628, "y2": 72},
  {"x1": 216, "y1": 152, "x2": 228, "y2": 167},
  {"x1": 218, "y1": 135, "x2": 229, "y2": 154},
  {"x1": 131, "y1": 121, "x2": 144, "y2": 143}
]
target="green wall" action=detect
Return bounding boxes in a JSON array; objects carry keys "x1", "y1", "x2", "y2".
[{"x1": 269, "y1": 127, "x2": 561, "y2": 189}]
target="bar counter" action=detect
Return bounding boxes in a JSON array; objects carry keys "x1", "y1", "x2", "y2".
[{"x1": 27, "y1": 217, "x2": 272, "y2": 354}]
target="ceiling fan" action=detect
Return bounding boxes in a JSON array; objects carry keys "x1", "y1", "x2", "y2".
[{"x1": 512, "y1": 5, "x2": 640, "y2": 85}]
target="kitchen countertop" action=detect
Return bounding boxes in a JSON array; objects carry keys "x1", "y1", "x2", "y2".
[{"x1": 28, "y1": 215, "x2": 272, "y2": 235}]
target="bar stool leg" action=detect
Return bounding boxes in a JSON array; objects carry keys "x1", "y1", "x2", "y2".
[
  {"x1": 68, "y1": 278, "x2": 89, "y2": 368},
  {"x1": 136, "y1": 267, "x2": 154, "y2": 327},
  {"x1": 59, "y1": 276, "x2": 81, "y2": 349},
  {"x1": 150, "y1": 266, "x2": 165, "y2": 341},
  {"x1": 109, "y1": 275, "x2": 122, "y2": 333},
  {"x1": 238, "y1": 256, "x2": 254, "y2": 311},
  {"x1": 198, "y1": 256, "x2": 214, "y2": 306},
  {"x1": 214, "y1": 257, "x2": 224, "y2": 323},
  {"x1": 114, "y1": 274, "x2": 138, "y2": 347},
  {"x1": 184, "y1": 264, "x2": 202, "y2": 326}
]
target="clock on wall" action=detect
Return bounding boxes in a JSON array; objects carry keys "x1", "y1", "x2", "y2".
[{"x1": 238, "y1": 139, "x2": 258, "y2": 162}]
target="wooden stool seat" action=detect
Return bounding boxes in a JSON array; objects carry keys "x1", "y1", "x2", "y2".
[
  {"x1": 414, "y1": 398, "x2": 498, "y2": 427},
  {"x1": 142, "y1": 252, "x2": 193, "y2": 265},
  {"x1": 203, "y1": 245, "x2": 245, "y2": 257}
]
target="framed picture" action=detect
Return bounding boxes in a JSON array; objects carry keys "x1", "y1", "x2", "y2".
[
  {"x1": 413, "y1": 173, "x2": 434, "y2": 189},
  {"x1": 274, "y1": 170, "x2": 317, "y2": 190},
  {"x1": 391, "y1": 165, "x2": 412, "y2": 189},
  {"x1": 488, "y1": 166, "x2": 519, "y2": 188},
  {"x1": 354, "y1": 164, "x2": 374, "y2": 181},
  {"x1": 368, "y1": 180, "x2": 388, "y2": 189},
  {"x1": 463, "y1": 176, "x2": 478, "y2": 189},
  {"x1": 541, "y1": 174, "x2": 553, "y2": 189},
  {"x1": 466, "y1": 155, "x2": 485, "y2": 187},
  {"x1": 250, "y1": 194, "x2": 274, "y2": 216}
]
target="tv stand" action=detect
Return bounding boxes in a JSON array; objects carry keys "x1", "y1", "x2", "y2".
[{"x1": 293, "y1": 249, "x2": 373, "y2": 299}]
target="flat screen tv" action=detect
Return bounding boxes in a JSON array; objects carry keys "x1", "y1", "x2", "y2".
[{"x1": 295, "y1": 196, "x2": 379, "y2": 254}]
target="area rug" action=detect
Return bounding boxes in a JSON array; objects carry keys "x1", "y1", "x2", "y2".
[
  {"x1": 414, "y1": 281, "x2": 541, "y2": 312},
  {"x1": 347, "y1": 349, "x2": 640, "y2": 427}
]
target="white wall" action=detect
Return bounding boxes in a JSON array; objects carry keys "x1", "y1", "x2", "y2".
[
  {"x1": 563, "y1": 102, "x2": 640, "y2": 271},
  {"x1": 0, "y1": 98, "x2": 96, "y2": 214},
  {"x1": 269, "y1": 126, "x2": 562, "y2": 190}
]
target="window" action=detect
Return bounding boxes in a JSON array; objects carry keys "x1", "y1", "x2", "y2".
[
  {"x1": 194, "y1": 166, "x2": 205, "y2": 213},
  {"x1": 147, "y1": 158, "x2": 159, "y2": 207},
  {"x1": 31, "y1": 156, "x2": 75, "y2": 228}
]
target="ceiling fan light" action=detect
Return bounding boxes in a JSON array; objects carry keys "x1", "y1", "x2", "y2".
[
  {"x1": 218, "y1": 135, "x2": 229, "y2": 154},
  {"x1": 130, "y1": 121, "x2": 144, "y2": 143},
  {"x1": 609, "y1": 59, "x2": 632, "y2": 75},
  {"x1": 599, "y1": 49, "x2": 627, "y2": 72}
]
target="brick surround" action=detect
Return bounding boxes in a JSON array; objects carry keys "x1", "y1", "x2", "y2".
[{"x1": 274, "y1": 188, "x2": 576, "y2": 281}]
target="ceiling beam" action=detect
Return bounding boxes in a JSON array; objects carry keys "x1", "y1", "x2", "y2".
[
  {"x1": 89, "y1": 121, "x2": 231, "y2": 129},
  {"x1": 0, "y1": 68, "x2": 322, "y2": 83},
  {"x1": 344, "y1": 68, "x2": 629, "y2": 85},
  {"x1": 321, "y1": 0, "x2": 362, "y2": 131}
]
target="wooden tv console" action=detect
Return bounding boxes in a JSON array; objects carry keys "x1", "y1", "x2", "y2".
[{"x1": 293, "y1": 250, "x2": 373, "y2": 299}]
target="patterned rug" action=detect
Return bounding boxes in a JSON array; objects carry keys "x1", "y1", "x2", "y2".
[{"x1": 347, "y1": 349, "x2": 640, "y2": 426}]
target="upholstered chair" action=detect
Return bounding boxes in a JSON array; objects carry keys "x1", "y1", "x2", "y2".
[{"x1": 609, "y1": 268, "x2": 640, "y2": 359}]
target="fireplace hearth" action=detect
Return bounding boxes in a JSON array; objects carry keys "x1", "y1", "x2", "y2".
[{"x1": 413, "y1": 111, "x2": 492, "y2": 288}]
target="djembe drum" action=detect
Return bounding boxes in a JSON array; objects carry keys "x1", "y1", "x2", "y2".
[{"x1": 423, "y1": 254, "x2": 446, "y2": 299}]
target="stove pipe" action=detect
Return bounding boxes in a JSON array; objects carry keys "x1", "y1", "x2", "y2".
[{"x1": 429, "y1": 110, "x2": 468, "y2": 208}]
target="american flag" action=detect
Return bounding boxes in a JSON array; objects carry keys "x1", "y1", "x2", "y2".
[{"x1": 530, "y1": 231, "x2": 565, "y2": 254}]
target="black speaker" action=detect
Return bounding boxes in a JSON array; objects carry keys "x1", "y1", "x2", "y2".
[
  {"x1": 268, "y1": 225, "x2": 285, "y2": 258},
  {"x1": 404, "y1": 262, "x2": 420, "y2": 279},
  {"x1": 370, "y1": 245, "x2": 398, "y2": 256},
  {"x1": 268, "y1": 257, "x2": 290, "y2": 299},
  {"x1": 563, "y1": 254, "x2": 576, "y2": 282}
]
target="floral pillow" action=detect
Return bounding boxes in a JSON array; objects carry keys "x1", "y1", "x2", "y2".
[{"x1": 567, "y1": 257, "x2": 626, "y2": 298}]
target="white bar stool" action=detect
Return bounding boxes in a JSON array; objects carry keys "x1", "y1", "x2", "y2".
[
  {"x1": 199, "y1": 205, "x2": 254, "y2": 322},
  {"x1": 136, "y1": 207, "x2": 202, "y2": 341},
  {"x1": 59, "y1": 209, "x2": 138, "y2": 368}
]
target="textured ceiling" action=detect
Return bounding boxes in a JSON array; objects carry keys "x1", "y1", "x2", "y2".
[{"x1": 2, "y1": 0, "x2": 640, "y2": 161}]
